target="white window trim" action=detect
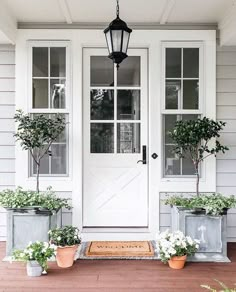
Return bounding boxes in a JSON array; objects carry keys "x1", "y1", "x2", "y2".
[
  {"x1": 159, "y1": 40, "x2": 216, "y2": 193},
  {"x1": 15, "y1": 40, "x2": 73, "y2": 191}
]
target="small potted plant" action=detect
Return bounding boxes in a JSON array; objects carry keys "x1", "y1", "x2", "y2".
[
  {"x1": 157, "y1": 230, "x2": 199, "y2": 269},
  {"x1": 13, "y1": 241, "x2": 56, "y2": 276},
  {"x1": 49, "y1": 226, "x2": 81, "y2": 268}
]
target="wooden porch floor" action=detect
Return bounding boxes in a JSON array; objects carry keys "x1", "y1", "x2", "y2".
[{"x1": 0, "y1": 243, "x2": 236, "y2": 292}]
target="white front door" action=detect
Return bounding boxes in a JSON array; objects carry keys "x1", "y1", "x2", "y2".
[{"x1": 83, "y1": 48, "x2": 148, "y2": 228}]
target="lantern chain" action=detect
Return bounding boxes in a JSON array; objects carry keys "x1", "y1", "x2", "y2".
[{"x1": 116, "y1": 0, "x2": 119, "y2": 18}]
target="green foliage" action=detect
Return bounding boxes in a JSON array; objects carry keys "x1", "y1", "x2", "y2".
[
  {"x1": 201, "y1": 279, "x2": 236, "y2": 292},
  {"x1": 49, "y1": 226, "x2": 82, "y2": 247},
  {"x1": 0, "y1": 187, "x2": 71, "y2": 211},
  {"x1": 164, "y1": 193, "x2": 236, "y2": 216},
  {"x1": 169, "y1": 117, "x2": 229, "y2": 195},
  {"x1": 13, "y1": 241, "x2": 56, "y2": 272},
  {"x1": 169, "y1": 117, "x2": 228, "y2": 161},
  {"x1": 14, "y1": 110, "x2": 66, "y2": 151},
  {"x1": 157, "y1": 230, "x2": 199, "y2": 263},
  {"x1": 14, "y1": 110, "x2": 67, "y2": 192}
]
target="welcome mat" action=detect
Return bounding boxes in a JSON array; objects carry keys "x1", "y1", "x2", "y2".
[{"x1": 85, "y1": 241, "x2": 154, "y2": 257}]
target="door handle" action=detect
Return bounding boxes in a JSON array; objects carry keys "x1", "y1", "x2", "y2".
[{"x1": 137, "y1": 145, "x2": 147, "y2": 164}]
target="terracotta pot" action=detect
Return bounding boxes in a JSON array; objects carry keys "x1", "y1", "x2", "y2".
[
  {"x1": 56, "y1": 245, "x2": 78, "y2": 268},
  {"x1": 168, "y1": 255, "x2": 187, "y2": 269}
]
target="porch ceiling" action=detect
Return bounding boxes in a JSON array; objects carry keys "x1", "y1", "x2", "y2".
[{"x1": 0, "y1": 0, "x2": 236, "y2": 45}]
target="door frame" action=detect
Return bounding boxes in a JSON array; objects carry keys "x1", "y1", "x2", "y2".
[{"x1": 82, "y1": 47, "x2": 156, "y2": 240}]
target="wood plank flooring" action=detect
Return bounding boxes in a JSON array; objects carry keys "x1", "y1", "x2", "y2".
[{"x1": 0, "y1": 242, "x2": 236, "y2": 292}]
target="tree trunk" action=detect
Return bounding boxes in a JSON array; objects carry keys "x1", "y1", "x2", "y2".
[
  {"x1": 36, "y1": 161, "x2": 40, "y2": 193},
  {"x1": 195, "y1": 163, "x2": 200, "y2": 196}
]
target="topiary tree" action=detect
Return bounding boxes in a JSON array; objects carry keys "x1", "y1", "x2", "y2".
[
  {"x1": 14, "y1": 110, "x2": 66, "y2": 193},
  {"x1": 169, "y1": 117, "x2": 229, "y2": 196}
]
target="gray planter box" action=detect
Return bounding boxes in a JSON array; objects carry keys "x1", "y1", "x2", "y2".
[
  {"x1": 171, "y1": 206, "x2": 230, "y2": 262},
  {"x1": 6, "y1": 208, "x2": 62, "y2": 257}
]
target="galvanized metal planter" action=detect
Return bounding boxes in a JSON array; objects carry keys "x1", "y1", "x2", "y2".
[
  {"x1": 6, "y1": 207, "x2": 62, "y2": 257},
  {"x1": 171, "y1": 206, "x2": 230, "y2": 262}
]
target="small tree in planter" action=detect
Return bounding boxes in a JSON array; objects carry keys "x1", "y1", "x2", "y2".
[
  {"x1": 14, "y1": 110, "x2": 66, "y2": 192},
  {"x1": 169, "y1": 117, "x2": 228, "y2": 196},
  {"x1": 0, "y1": 110, "x2": 69, "y2": 258},
  {"x1": 164, "y1": 116, "x2": 236, "y2": 262}
]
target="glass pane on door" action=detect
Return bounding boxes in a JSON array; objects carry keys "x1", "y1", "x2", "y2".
[
  {"x1": 117, "y1": 90, "x2": 140, "y2": 120},
  {"x1": 91, "y1": 89, "x2": 114, "y2": 120},
  {"x1": 117, "y1": 123, "x2": 140, "y2": 153},
  {"x1": 91, "y1": 123, "x2": 114, "y2": 153},
  {"x1": 117, "y1": 56, "x2": 140, "y2": 87},
  {"x1": 90, "y1": 56, "x2": 114, "y2": 87}
]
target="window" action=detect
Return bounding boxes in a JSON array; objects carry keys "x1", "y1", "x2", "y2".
[
  {"x1": 30, "y1": 43, "x2": 70, "y2": 176},
  {"x1": 162, "y1": 44, "x2": 202, "y2": 177}
]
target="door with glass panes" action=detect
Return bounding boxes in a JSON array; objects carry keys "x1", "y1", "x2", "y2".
[{"x1": 83, "y1": 48, "x2": 148, "y2": 227}]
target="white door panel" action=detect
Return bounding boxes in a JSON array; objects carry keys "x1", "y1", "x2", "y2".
[{"x1": 83, "y1": 48, "x2": 148, "y2": 228}]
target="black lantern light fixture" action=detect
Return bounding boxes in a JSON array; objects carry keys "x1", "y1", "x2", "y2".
[{"x1": 104, "y1": 0, "x2": 132, "y2": 68}]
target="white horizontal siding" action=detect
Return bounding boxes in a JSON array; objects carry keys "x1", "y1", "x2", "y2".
[
  {"x1": 0, "y1": 92, "x2": 15, "y2": 105},
  {"x1": 217, "y1": 51, "x2": 236, "y2": 65},
  {"x1": 0, "y1": 146, "x2": 15, "y2": 159},
  {"x1": 0, "y1": 119, "x2": 14, "y2": 132},
  {"x1": 217, "y1": 93, "x2": 236, "y2": 106},
  {"x1": 0, "y1": 45, "x2": 15, "y2": 241},
  {"x1": 216, "y1": 45, "x2": 236, "y2": 240},
  {"x1": 0, "y1": 65, "x2": 15, "y2": 78}
]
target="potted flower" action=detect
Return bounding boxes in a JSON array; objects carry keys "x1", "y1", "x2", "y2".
[
  {"x1": 164, "y1": 117, "x2": 236, "y2": 262},
  {"x1": 49, "y1": 226, "x2": 81, "y2": 268},
  {"x1": 157, "y1": 230, "x2": 199, "y2": 269},
  {"x1": 12, "y1": 241, "x2": 56, "y2": 276},
  {"x1": 0, "y1": 110, "x2": 69, "y2": 257}
]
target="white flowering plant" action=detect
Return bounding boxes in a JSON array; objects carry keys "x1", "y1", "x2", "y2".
[
  {"x1": 48, "y1": 226, "x2": 81, "y2": 247},
  {"x1": 156, "y1": 230, "x2": 200, "y2": 263},
  {"x1": 13, "y1": 241, "x2": 56, "y2": 272}
]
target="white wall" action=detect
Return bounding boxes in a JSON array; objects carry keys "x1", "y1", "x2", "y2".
[
  {"x1": 216, "y1": 45, "x2": 236, "y2": 241},
  {"x1": 159, "y1": 45, "x2": 236, "y2": 242},
  {"x1": 0, "y1": 45, "x2": 15, "y2": 241}
]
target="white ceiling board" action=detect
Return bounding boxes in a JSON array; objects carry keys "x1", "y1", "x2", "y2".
[
  {"x1": 5, "y1": 0, "x2": 65, "y2": 22},
  {"x1": 169, "y1": 0, "x2": 232, "y2": 23},
  {"x1": 1, "y1": 0, "x2": 233, "y2": 24},
  {"x1": 3, "y1": 0, "x2": 232, "y2": 23},
  {"x1": 67, "y1": 0, "x2": 167, "y2": 23}
]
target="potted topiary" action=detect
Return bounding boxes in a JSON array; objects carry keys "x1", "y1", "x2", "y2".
[
  {"x1": 14, "y1": 110, "x2": 66, "y2": 193},
  {"x1": 164, "y1": 117, "x2": 236, "y2": 262},
  {"x1": 49, "y1": 226, "x2": 81, "y2": 268},
  {"x1": 13, "y1": 241, "x2": 56, "y2": 276},
  {"x1": 0, "y1": 110, "x2": 70, "y2": 258},
  {"x1": 157, "y1": 230, "x2": 199, "y2": 269}
]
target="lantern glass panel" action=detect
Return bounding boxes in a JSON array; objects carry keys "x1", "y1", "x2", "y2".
[
  {"x1": 111, "y1": 30, "x2": 122, "y2": 52},
  {"x1": 105, "y1": 31, "x2": 112, "y2": 54},
  {"x1": 122, "y1": 31, "x2": 130, "y2": 54}
]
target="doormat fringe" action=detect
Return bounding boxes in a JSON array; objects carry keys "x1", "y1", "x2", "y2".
[{"x1": 77, "y1": 241, "x2": 159, "y2": 260}]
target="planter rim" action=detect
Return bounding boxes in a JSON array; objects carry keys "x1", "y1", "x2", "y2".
[
  {"x1": 170, "y1": 255, "x2": 187, "y2": 261},
  {"x1": 57, "y1": 244, "x2": 79, "y2": 249},
  {"x1": 172, "y1": 205, "x2": 228, "y2": 216},
  {"x1": 5, "y1": 206, "x2": 60, "y2": 214}
]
